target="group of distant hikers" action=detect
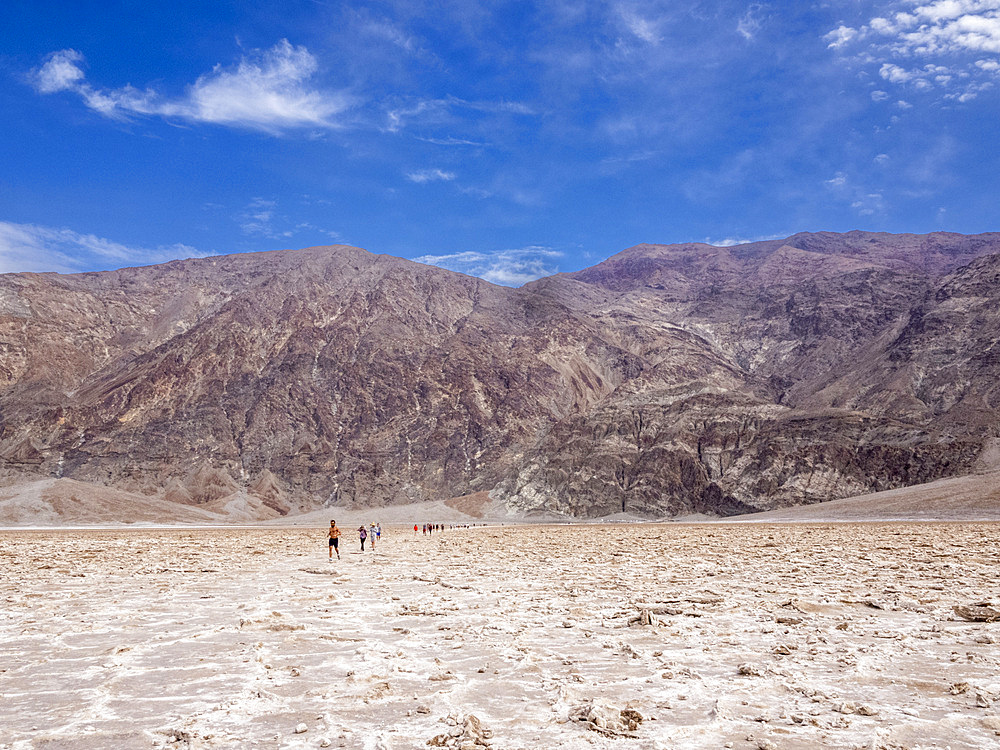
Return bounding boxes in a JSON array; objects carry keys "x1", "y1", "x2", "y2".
[
  {"x1": 325, "y1": 520, "x2": 380, "y2": 560},
  {"x1": 326, "y1": 519, "x2": 480, "y2": 560}
]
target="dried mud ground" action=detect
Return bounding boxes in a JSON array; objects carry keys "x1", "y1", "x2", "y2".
[{"x1": 2, "y1": 524, "x2": 999, "y2": 750}]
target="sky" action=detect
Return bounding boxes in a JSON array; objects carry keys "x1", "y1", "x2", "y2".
[{"x1": 2, "y1": 1, "x2": 999, "y2": 284}]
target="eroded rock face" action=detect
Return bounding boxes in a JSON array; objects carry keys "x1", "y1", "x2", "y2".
[{"x1": 1, "y1": 232, "x2": 999, "y2": 518}]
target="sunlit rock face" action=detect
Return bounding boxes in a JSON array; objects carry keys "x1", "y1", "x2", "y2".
[{"x1": 2, "y1": 231, "x2": 999, "y2": 518}]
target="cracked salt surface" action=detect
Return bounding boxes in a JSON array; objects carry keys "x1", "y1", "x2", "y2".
[{"x1": 1, "y1": 523, "x2": 999, "y2": 749}]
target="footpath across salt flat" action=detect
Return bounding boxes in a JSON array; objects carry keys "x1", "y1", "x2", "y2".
[{"x1": 2, "y1": 523, "x2": 999, "y2": 749}]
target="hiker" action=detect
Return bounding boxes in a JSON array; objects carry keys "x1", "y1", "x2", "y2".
[
  {"x1": 369, "y1": 522, "x2": 377, "y2": 551},
  {"x1": 376, "y1": 523, "x2": 382, "y2": 542},
  {"x1": 414, "y1": 524, "x2": 418, "y2": 535},
  {"x1": 359, "y1": 525, "x2": 368, "y2": 551},
  {"x1": 327, "y1": 520, "x2": 341, "y2": 561}
]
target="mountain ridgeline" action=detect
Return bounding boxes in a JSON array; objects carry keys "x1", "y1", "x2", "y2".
[{"x1": 2, "y1": 231, "x2": 998, "y2": 518}]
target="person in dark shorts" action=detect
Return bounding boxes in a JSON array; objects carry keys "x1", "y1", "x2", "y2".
[{"x1": 328, "y1": 520, "x2": 341, "y2": 561}]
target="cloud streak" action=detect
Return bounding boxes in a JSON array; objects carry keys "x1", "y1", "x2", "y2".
[
  {"x1": 413, "y1": 246, "x2": 561, "y2": 286},
  {"x1": 406, "y1": 169, "x2": 456, "y2": 183},
  {"x1": 30, "y1": 40, "x2": 353, "y2": 133},
  {"x1": 0, "y1": 221, "x2": 210, "y2": 274}
]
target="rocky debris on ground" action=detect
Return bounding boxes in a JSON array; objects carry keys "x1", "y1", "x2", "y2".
[
  {"x1": 953, "y1": 603, "x2": 1000, "y2": 622},
  {"x1": 834, "y1": 701, "x2": 878, "y2": 716},
  {"x1": 570, "y1": 699, "x2": 643, "y2": 738},
  {"x1": 629, "y1": 609, "x2": 663, "y2": 627},
  {"x1": 427, "y1": 714, "x2": 493, "y2": 748}
]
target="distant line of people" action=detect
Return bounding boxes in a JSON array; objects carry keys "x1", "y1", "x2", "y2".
[{"x1": 327, "y1": 519, "x2": 486, "y2": 561}]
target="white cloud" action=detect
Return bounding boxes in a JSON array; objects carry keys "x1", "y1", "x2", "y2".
[
  {"x1": 406, "y1": 169, "x2": 456, "y2": 183},
  {"x1": 0, "y1": 221, "x2": 209, "y2": 274},
  {"x1": 892, "y1": 3, "x2": 1000, "y2": 55},
  {"x1": 879, "y1": 62, "x2": 953, "y2": 85},
  {"x1": 871, "y1": 89, "x2": 891, "y2": 100},
  {"x1": 824, "y1": 172, "x2": 848, "y2": 188},
  {"x1": 828, "y1": 2, "x2": 1000, "y2": 103},
  {"x1": 30, "y1": 40, "x2": 352, "y2": 133},
  {"x1": 32, "y1": 49, "x2": 87, "y2": 93},
  {"x1": 825, "y1": 25, "x2": 858, "y2": 49},
  {"x1": 413, "y1": 246, "x2": 562, "y2": 286}
]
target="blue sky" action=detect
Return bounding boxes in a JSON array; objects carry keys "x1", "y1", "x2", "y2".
[{"x1": 2, "y1": 1, "x2": 999, "y2": 283}]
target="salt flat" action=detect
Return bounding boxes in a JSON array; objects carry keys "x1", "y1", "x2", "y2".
[{"x1": 2, "y1": 524, "x2": 999, "y2": 750}]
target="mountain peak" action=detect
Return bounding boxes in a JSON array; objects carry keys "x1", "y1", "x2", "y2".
[{"x1": 2, "y1": 230, "x2": 999, "y2": 522}]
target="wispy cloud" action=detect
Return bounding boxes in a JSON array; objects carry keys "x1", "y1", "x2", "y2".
[
  {"x1": 448, "y1": 95, "x2": 537, "y2": 116},
  {"x1": 238, "y1": 198, "x2": 285, "y2": 238},
  {"x1": 383, "y1": 95, "x2": 536, "y2": 134},
  {"x1": 406, "y1": 168, "x2": 456, "y2": 183},
  {"x1": 236, "y1": 198, "x2": 340, "y2": 241},
  {"x1": 413, "y1": 246, "x2": 561, "y2": 286},
  {"x1": 822, "y1": 171, "x2": 887, "y2": 217},
  {"x1": 618, "y1": 8, "x2": 664, "y2": 45},
  {"x1": 357, "y1": 15, "x2": 420, "y2": 54},
  {"x1": 706, "y1": 233, "x2": 786, "y2": 248},
  {"x1": 29, "y1": 40, "x2": 353, "y2": 133},
  {"x1": 415, "y1": 135, "x2": 490, "y2": 147},
  {"x1": 0, "y1": 221, "x2": 210, "y2": 274},
  {"x1": 737, "y1": 4, "x2": 766, "y2": 41}
]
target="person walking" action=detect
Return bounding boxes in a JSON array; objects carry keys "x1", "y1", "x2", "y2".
[
  {"x1": 369, "y1": 522, "x2": 377, "y2": 551},
  {"x1": 359, "y1": 525, "x2": 368, "y2": 552},
  {"x1": 327, "y1": 520, "x2": 341, "y2": 561}
]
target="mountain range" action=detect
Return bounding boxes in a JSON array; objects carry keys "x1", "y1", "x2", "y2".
[{"x1": 2, "y1": 231, "x2": 998, "y2": 520}]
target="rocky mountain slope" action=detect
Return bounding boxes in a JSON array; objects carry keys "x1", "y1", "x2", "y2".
[{"x1": 2, "y1": 231, "x2": 998, "y2": 520}]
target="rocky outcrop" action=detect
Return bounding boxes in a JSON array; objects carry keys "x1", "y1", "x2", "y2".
[{"x1": 1, "y1": 231, "x2": 999, "y2": 519}]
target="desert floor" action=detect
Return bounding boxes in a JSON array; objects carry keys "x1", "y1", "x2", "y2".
[{"x1": 2, "y1": 524, "x2": 999, "y2": 750}]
